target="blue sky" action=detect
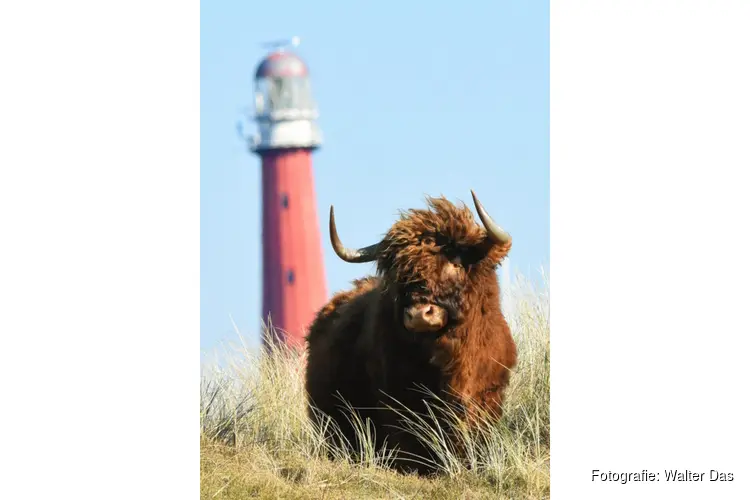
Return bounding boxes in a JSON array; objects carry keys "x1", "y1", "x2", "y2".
[{"x1": 201, "y1": 0, "x2": 549, "y2": 354}]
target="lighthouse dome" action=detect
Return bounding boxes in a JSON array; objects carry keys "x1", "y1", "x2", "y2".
[{"x1": 255, "y1": 50, "x2": 309, "y2": 79}]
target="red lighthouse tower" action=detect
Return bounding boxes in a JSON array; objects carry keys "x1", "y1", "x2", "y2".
[{"x1": 247, "y1": 42, "x2": 327, "y2": 350}]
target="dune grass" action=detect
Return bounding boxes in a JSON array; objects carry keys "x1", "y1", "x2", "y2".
[{"x1": 200, "y1": 270, "x2": 550, "y2": 499}]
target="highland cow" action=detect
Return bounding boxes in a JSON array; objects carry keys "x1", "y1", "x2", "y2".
[{"x1": 304, "y1": 190, "x2": 517, "y2": 475}]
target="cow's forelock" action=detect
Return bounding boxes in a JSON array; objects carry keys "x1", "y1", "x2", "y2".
[{"x1": 377, "y1": 197, "x2": 508, "y2": 277}]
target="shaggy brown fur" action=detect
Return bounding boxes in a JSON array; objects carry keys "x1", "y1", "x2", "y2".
[{"x1": 305, "y1": 196, "x2": 517, "y2": 475}]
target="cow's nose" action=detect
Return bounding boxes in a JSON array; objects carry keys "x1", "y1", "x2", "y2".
[{"x1": 403, "y1": 304, "x2": 447, "y2": 333}]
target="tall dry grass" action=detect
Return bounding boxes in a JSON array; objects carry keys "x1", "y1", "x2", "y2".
[{"x1": 200, "y1": 270, "x2": 549, "y2": 499}]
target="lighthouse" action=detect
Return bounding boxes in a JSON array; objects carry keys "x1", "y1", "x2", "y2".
[{"x1": 244, "y1": 41, "x2": 328, "y2": 350}]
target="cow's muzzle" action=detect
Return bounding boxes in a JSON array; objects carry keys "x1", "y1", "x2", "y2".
[{"x1": 403, "y1": 304, "x2": 447, "y2": 333}]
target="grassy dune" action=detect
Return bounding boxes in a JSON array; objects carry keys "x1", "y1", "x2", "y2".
[{"x1": 200, "y1": 271, "x2": 550, "y2": 499}]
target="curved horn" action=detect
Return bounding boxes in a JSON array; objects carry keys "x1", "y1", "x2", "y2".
[
  {"x1": 470, "y1": 189, "x2": 511, "y2": 245},
  {"x1": 329, "y1": 206, "x2": 380, "y2": 263}
]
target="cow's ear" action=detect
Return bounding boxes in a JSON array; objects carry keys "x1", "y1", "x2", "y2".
[
  {"x1": 469, "y1": 236, "x2": 511, "y2": 270},
  {"x1": 484, "y1": 239, "x2": 512, "y2": 267},
  {"x1": 375, "y1": 250, "x2": 393, "y2": 276}
]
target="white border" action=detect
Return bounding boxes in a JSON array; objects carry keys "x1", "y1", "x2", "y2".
[
  {"x1": 0, "y1": 1, "x2": 198, "y2": 498},
  {"x1": 552, "y1": 1, "x2": 750, "y2": 498}
]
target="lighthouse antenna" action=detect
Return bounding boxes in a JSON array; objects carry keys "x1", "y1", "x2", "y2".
[{"x1": 260, "y1": 36, "x2": 301, "y2": 52}]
